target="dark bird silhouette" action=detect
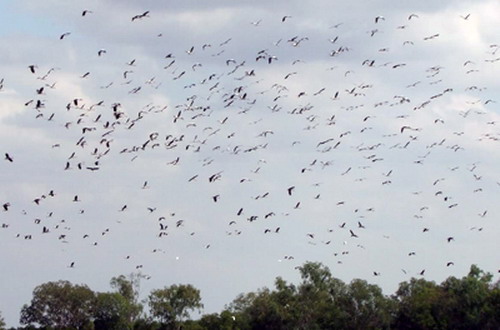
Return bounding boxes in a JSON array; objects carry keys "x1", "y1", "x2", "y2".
[
  {"x1": 132, "y1": 11, "x2": 150, "y2": 21},
  {"x1": 59, "y1": 32, "x2": 71, "y2": 40},
  {"x1": 4, "y1": 153, "x2": 13, "y2": 162}
]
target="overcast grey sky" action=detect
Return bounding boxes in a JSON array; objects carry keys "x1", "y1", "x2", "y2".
[{"x1": 1, "y1": 0, "x2": 500, "y2": 327}]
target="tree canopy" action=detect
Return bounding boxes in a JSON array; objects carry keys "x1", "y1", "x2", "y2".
[
  {"x1": 11, "y1": 263, "x2": 500, "y2": 329},
  {"x1": 148, "y1": 284, "x2": 204, "y2": 328},
  {"x1": 20, "y1": 280, "x2": 95, "y2": 329}
]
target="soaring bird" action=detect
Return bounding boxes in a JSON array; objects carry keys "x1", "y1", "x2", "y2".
[
  {"x1": 59, "y1": 32, "x2": 71, "y2": 40},
  {"x1": 132, "y1": 11, "x2": 150, "y2": 21},
  {"x1": 4, "y1": 153, "x2": 13, "y2": 162}
]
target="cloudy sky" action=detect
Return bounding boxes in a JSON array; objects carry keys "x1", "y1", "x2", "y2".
[{"x1": 1, "y1": 0, "x2": 500, "y2": 326}]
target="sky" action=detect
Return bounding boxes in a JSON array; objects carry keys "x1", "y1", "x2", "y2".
[{"x1": 1, "y1": 0, "x2": 500, "y2": 327}]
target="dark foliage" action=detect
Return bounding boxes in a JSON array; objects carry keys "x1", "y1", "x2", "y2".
[{"x1": 8, "y1": 263, "x2": 500, "y2": 329}]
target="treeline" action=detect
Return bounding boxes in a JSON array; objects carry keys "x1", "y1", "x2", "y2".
[{"x1": 2, "y1": 262, "x2": 500, "y2": 329}]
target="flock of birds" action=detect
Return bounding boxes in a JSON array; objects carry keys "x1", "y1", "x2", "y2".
[{"x1": 1, "y1": 4, "x2": 500, "y2": 290}]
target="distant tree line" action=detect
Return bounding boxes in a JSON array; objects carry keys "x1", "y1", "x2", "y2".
[{"x1": 2, "y1": 262, "x2": 500, "y2": 329}]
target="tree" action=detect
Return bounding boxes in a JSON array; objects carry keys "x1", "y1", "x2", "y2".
[
  {"x1": 227, "y1": 262, "x2": 395, "y2": 330},
  {"x1": 197, "y1": 311, "x2": 238, "y2": 330},
  {"x1": 93, "y1": 292, "x2": 134, "y2": 330},
  {"x1": 148, "y1": 284, "x2": 203, "y2": 329},
  {"x1": 393, "y1": 265, "x2": 499, "y2": 330},
  {"x1": 437, "y1": 265, "x2": 496, "y2": 329},
  {"x1": 109, "y1": 274, "x2": 144, "y2": 322},
  {"x1": 392, "y1": 278, "x2": 445, "y2": 329},
  {"x1": 338, "y1": 279, "x2": 395, "y2": 329},
  {"x1": 20, "y1": 280, "x2": 95, "y2": 329},
  {"x1": 0, "y1": 311, "x2": 5, "y2": 330},
  {"x1": 486, "y1": 281, "x2": 500, "y2": 329}
]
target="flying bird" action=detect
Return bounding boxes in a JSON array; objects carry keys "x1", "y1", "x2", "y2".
[
  {"x1": 132, "y1": 11, "x2": 150, "y2": 21},
  {"x1": 59, "y1": 32, "x2": 71, "y2": 40}
]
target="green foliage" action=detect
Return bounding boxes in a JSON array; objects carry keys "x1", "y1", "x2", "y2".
[
  {"x1": 13, "y1": 263, "x2": 500, "y2": 330},
  {"x1": 0, "y1": 311, "x2": 5, "y2": 330},
  {"x1": 197, "y1": 311, "x2": 238, "y2": 330},
  {"x1": 110, "y1": 274, "x2": 139, "y2": 303},
  {"x1": 109, "y1": 274, "x2": 144, "y2": 322},
  {"x1": 341, "y1": 279, "x2": 395, "y2": 329},
  {"x1": 393, "y1": 278, "x2": 446, "y2": 329},
  {"x1": 226, "y1": 262, "x2": 394, "y2": 330},
  {"x1": 148, "y1": 284, "x2": 203, "y2": 327},
  {"x1": 93, "y1": 292, "x2": 134, "y2": 330},
  {"x1": 393, "y1": 265, "x2": 500, "y2": 330},
  {"x1": 132, "y1": 317, "x2": 161, "y2": 330},
  {"x1": 19, "y1": 280, "x2": 96, "y2": 329}
]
